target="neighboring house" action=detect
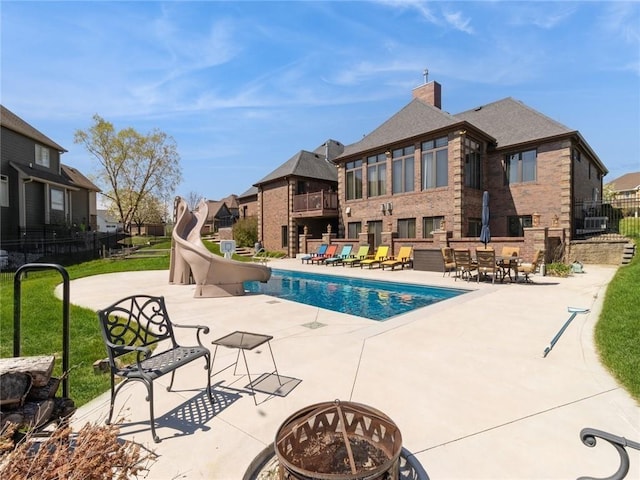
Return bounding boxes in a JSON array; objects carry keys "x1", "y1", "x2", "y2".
[
  {"x1": 220, "y1": 194, "x2": 240, "y2": 220},
  {"x1": 606, "y1": 172, "x2": 640, "y2": 202},
  {"x1": 0, "y1": 105, "x2": 100, "y2": 242},
  {"x1": 237, "y1": 186, "x2": 258, "y2": 219},
  {"x1": 203, "y1": 199, "x2": 234, "y2": 234},
  {"x1": 332, "y1": 81, "x2": 607, "y2": 257},
  {"x1": 96, "y1": 209, "x2": 122, "y2": 233},
  {"x1": 252, "y1": 139, "x2": 344, "y2": 257}
]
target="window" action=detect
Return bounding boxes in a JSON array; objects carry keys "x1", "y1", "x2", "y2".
[
  {"x1": 397, "y1": 218, "x2": 416, "y2": 238},
  {"x1": 35, "y1": 144, "x2": 50, "y2": 167},
  {"x1": 421, "y1": 136, "x2": 448, "y2": 189},
  {"x1": 422, "y1": 216, "x2": 444, "y2": 238},
  {"x1": 367, "y1": 220, "x2": 383, "y2": 247},
  {"x1": 506, "y1": 149, "x2": 536, "y2": 184},
  {"x1": 392, "y1": 146, "x2": 415, "y2": 194},
  {"x1": 281, "y1": 225, "x2": 288, "y2": 248},
  {"x1": 0, "y1": 175, "x2": 8, "y2": 207},
  {"x1": 507, "y1": 215, "x2": 532, "y2": 237},
  {"x1": 367, "y1": 154, "x2": 386, "y2": 197},
  {"x1": 464, "y1": 137, "x2": 482, "y2": 189},
  {"x1": 51, "y1": 188, "x2": 64, "y2": 211},
  {"x1": 467, "y1": 218, "x2": 482, "y2": 237},
  {"x1": 345, "y1": 160, "x2": 363, "y2": 200},
  {"x1": 572, "y1": 148, "x2": 581, "y2": 162},
  {"x1": 347, "y1": 222, "x2": 361, "y2": 239}
]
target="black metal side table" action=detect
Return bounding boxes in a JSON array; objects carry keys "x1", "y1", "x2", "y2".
[{"x1": 211, "y1": 331, "x2": 282, "y2": 405}]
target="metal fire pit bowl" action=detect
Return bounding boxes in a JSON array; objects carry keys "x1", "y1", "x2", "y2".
[{"x1": 275, "y1": 400, "x2": 403, "y2": 480}]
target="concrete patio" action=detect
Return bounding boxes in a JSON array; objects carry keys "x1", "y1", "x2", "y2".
[{"x1": 67, "y1": 259, "x2": 640, "y2": 479}]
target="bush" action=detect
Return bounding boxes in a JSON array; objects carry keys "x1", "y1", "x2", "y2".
[
  {"x1": 545, "y1": 262, "x2": 572, "y2": 277},
  {"x1": 233, "y1": 217, "x2": 258, "y2": 247}
]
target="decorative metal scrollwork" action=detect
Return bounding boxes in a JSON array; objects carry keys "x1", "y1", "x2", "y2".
[{"x1": 578, "y1": 427, "x2": 640, "y2": 480}]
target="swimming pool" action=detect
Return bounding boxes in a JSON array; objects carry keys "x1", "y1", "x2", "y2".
[{"x1": 243, "y1": 269, "x2": 468, "y2": 321}]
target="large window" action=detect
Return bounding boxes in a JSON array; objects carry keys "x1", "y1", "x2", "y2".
[
  {"x1": 397, "y1": 218, "x2": 416, "y2": 238},
  {"x1": 507, "y1": 215, "x2": 532, "y2": 237},
  {"x1": 467, "y1": 218, "x2": 482, "y2": 237},
  {"x1": 464, "y1": 137, "x2": 482, "y2": 189},
  {"x1": 281, "y1": 225, "x2": 288, "y2": 248},
  {"x1": 506, "y1": 149, "x2": 536, "y2": 184},
  {"x1": 367, "y1": 154, "x2": 386, "y2": 197},
  {"x1": 422, "y1": 216, "x2": 444, "y2": 238},
  {"x1": 347, "y1": 222, "x2": 361, "y2": 239},
  {"x1": 421, "y1": 136, "x2": 448, "y2": 189},
  {"x1": 35, "y1": 144, "x2": 50, "y2": 168},
  {"x1": 0, "y1": 175, "x2": 8, "y2": 207},
  {"x1": 392, "y1": 146, "x2": 415, "y2": 194},
  {"x1": 50, "y1": 188, "x2": 64, "y2": 211},
  {"x1": 345, "y1": 160, "x2": 363, "y2": 200}
]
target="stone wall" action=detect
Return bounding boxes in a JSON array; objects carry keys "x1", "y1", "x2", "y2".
[{"x1": 566, "y1": 239, "x2": 628, "y2": 265}]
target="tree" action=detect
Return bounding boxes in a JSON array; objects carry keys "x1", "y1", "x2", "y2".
[
  {"x1": 185, "y1": 191, "x2": 205, "y2": 210},
  {"x1": 74, "y1": 115, "x2": 182, "y2": 232},
  {"x1": 130, "y1": 193, "x2": 167, "y2": 236}
]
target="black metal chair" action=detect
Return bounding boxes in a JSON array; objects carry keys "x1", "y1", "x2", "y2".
[{"x1": 97, "y1": 294, "x2": 213, "y2": 442}]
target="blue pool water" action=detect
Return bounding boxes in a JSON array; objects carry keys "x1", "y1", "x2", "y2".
[{"x1": 244, "y1": 269, "x2": 468, "y2": 321}]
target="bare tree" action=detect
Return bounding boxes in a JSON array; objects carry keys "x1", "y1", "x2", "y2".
[
  {"x1": 74, "y1": 115, "x2": 182, "y2": 232},
  {"x1": 185, "y1": 191, "x2": 205, "y2": 210}
]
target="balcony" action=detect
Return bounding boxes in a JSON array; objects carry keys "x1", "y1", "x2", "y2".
[{"x1": 292, "y1": 191, "x2": 339, "y2": 219}]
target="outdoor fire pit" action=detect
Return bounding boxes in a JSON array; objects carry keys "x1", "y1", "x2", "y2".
[{"x1": 274, "y1": 400, "x2": 403, "y2": 480}]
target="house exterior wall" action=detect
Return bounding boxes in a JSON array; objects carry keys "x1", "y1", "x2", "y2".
[
  {"x1": 260, "y1": 179, "x2": 290, "y2": 254},
  {"x1": 238, "y1": 195, "x2": 258, "y2": 219}
]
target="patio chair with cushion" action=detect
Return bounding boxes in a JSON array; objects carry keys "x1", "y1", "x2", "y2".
[
  {"x1": 301, "y1": 244, "x2": 327, "y2": 264},
  {"x1": 97, "y1": 295, "x2": 213, "y2": 443},
  {"x1": 501, "y1": 246, "x2": 520, "y2": 258},
  {"x1": 381, "y1": 246, "x2": 413, "y2": 271},
  {"x1": 441, "y1": 247, "x2": 456, "y2": 277},
  {"x1": 518, "y1": 249, "x2": 545, "y2": 283},
  {"x1": 475, "y1": 248, "x2": 501, "y2": 284},
  {"x1": 342, "y1": 245, "x2": 371, "y2": 267},
  {"x1": 310, "y1": 244, "x2": 338, "y2": 264},
  {"x1": 325, "y1": 244, "x2": 353, "y2": 266},
  {"x1": 453, "y1": 248, "x2": 477, "y2": 281},
  {"x1": 360, "y1": 245, "x2": 390, "y2": 269}
]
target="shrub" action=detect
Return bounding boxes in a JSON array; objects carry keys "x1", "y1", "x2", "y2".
[
  {"x1": 233, "y1": 217, "x2": 258, "y2": 247},
  {"x1": 545, "y1": 262, "x2": 572, "y2": 277}
]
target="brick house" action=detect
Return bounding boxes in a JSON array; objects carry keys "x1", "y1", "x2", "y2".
[
  {"x1": 329, "y1": 81, "x2": 607, "y2": 263},
  {"x1": 251, "y1": 139, "x2": 344, "y2": 257},
  {"x1": 1, "y1": 105, "x2": 100, "y2": 242}
]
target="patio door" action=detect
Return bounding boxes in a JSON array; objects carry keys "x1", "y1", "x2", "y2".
[{"x1": 367, "y1": 220, "x2": 383, "y2": 248}]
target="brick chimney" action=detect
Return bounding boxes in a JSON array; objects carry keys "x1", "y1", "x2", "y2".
[{"x1": 412, "y1": 80, "x2": 441, "y2": 109}]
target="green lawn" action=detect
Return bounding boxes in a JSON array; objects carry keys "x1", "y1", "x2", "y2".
[
  {"x1": 594, "y1": 248, "x2": 640, "y2": 400},
  {"x1": 1, "y1": 242, "x2": 638, "y2": 408}
]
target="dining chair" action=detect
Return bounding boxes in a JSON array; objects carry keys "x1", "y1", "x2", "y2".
[
  {"x1": 475, "y1": 248, "x2": 500, "y2": 284},
  {"x1": 441, "y1": 247, "x2": 456, "y2": 277},
  {"x1": 453, "y1": 248, "x2": 477, "y2": 281}
]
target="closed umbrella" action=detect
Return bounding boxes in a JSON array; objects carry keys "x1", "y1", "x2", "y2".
[{"x1": 480, "y1": 190, "x2": 491, "y2": 247}]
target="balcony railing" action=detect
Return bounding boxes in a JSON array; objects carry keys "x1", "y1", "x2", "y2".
[{"x1": 292, "y1": 191, "x2": 338, "y2": 217}]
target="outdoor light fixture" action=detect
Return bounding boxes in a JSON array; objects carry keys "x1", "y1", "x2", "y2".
[
  {"x1": 386, "y1": 202, "x2": 393, "y2": 214},
  {"x1": 381, "y1": 203, "x2": 387, "y2": 214}
]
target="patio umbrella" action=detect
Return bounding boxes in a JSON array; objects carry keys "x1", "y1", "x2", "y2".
[{"x1": 480, "y1": 190, "x2": 491, "y2": 247}]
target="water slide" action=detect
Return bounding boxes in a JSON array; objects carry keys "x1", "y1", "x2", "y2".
[{"x1": 169, "y1": 197, "x2": 271, "y2": 297}]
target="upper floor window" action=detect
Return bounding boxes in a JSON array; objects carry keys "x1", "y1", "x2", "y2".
[
  {"x1": 422, "y1": 216, "x2": 444, "y2": 238},
  {"x1": 50, "y1": 187, "x2": 64, "y2": 211},
  {"x1": 367, "y1": 153, "x2": 387, "y2": 197},
  {"x1": 397, "y1": 218, "x2": 416, "y2": 238},
  {"x1": 345, "y1": 160, "x2": 363, "y2": 200},
  {"x1": 506, "y1": 149, "x2": 536, "y2": 184},
  {"x1": 421, "y1": 136, "x2": 448, "y2": 189},
  {"x1": 35, "y1": 144, "x2": 50, "y2": 168},
  {"x1": 0, "y1": 175, "x2": 8, "y2": 207},
  {"x1": 464, "y1": 137, "x2": 482, "y2": 189},
  {"x1": 392, "y1": 146, "x2": 415, "y2": 194},
  {"x1": 572, "y1": 148, "x2": 582, "y2": 162}
]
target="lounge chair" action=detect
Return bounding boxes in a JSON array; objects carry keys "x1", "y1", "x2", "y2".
[
  {"x1": 301, "y1": 244, "x2": 327, "y2": 264},
  {"x1": 342, "y1": 245, "x2": 371, "y2": 267},
  {"x1": 310, "y1": 244, "x2": 338, "y2": 264},
  {"x1": 518, "y1": 249, "x2": 545, "y2": 283},
  {"x1": 360, "y1": 245, "x2": 390, "y2": 269},
  {"x1": 453, "y1": 248, "x2": 477, "y2": 281},
  {"x1": 325, "y1": 244, "x2": 353, "y2": 266},
  {"x1": 381, "y1": 246, "x2": 413, "y2": 270},
  {"x1": 441, "y1": 247, "x2": 456, "y2": 277},
  {"x1": 475, "y1": 248, "x2": 501, "y2": 284}
]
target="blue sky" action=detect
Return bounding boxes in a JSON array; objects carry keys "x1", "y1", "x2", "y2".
[{"x1": 2, "y1": 1, "x2": 639, "y2": 203}]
